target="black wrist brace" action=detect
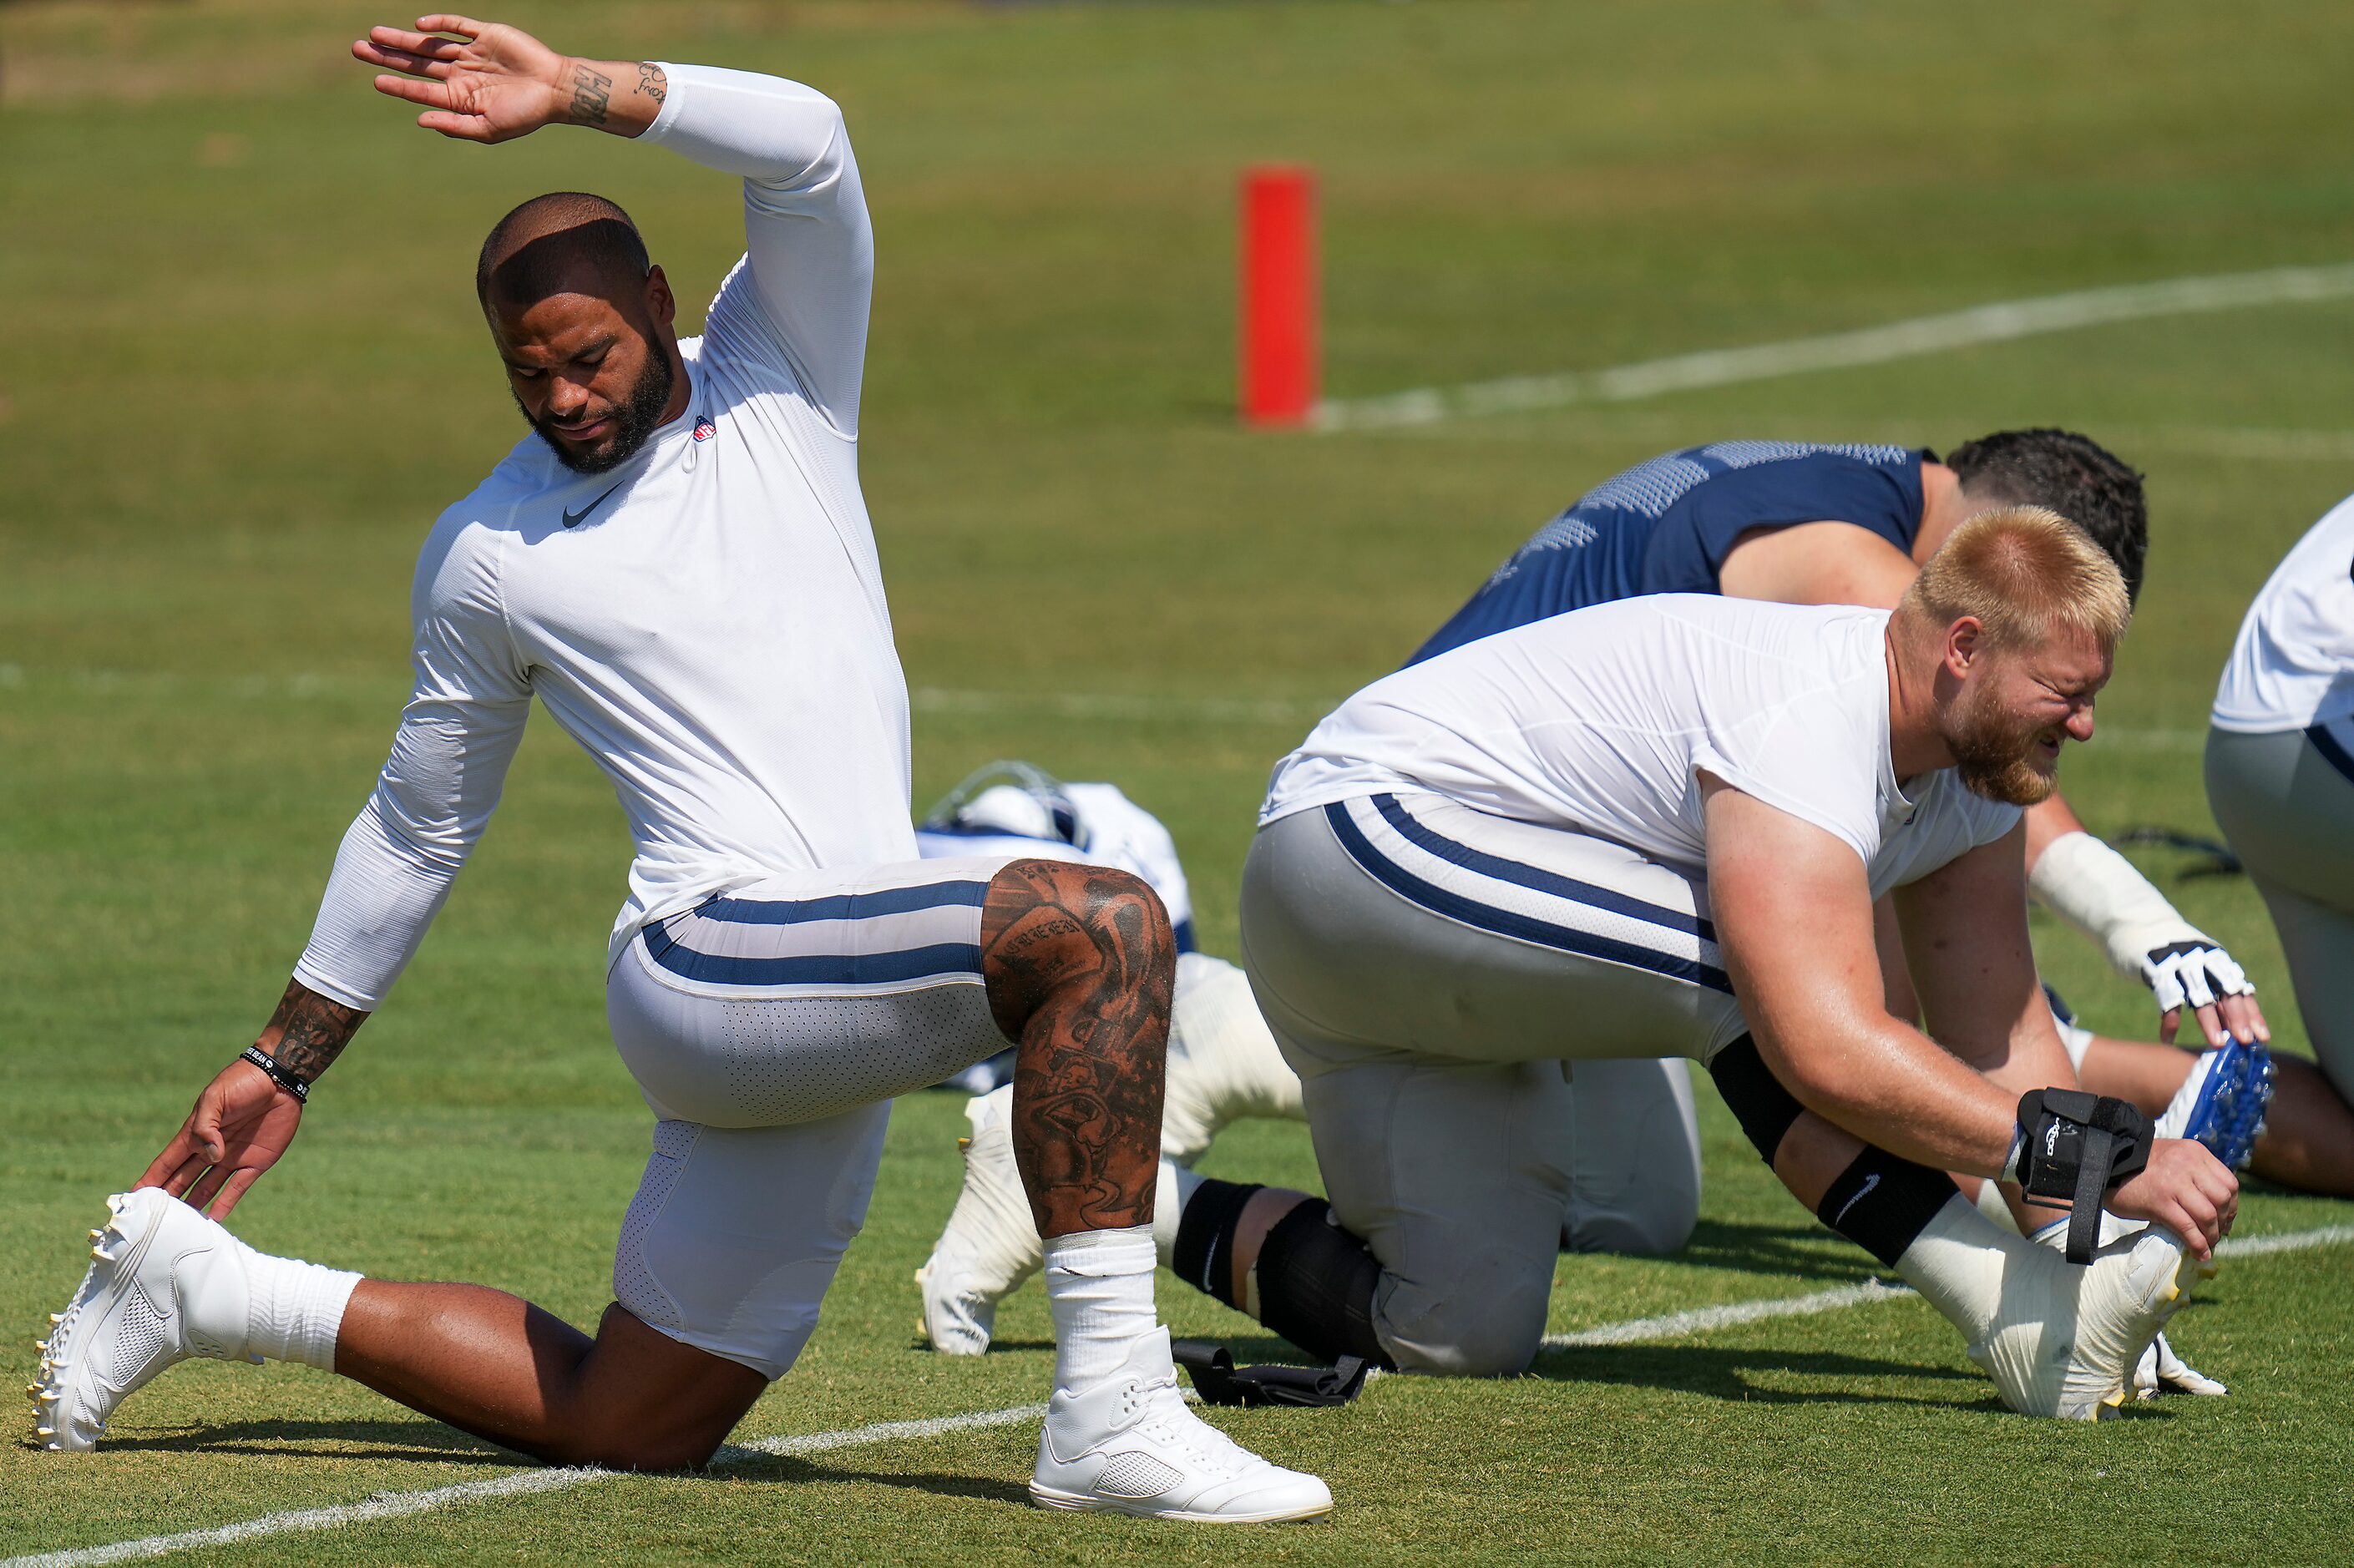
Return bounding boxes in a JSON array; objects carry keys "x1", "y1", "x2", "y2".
[{"x1": 2015, "y1": 1088, "x2": 2151, "y2": 1263}]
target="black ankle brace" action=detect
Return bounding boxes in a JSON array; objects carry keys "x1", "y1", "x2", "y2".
[
  {"x1": 1171, "y1": 1178, "x2": 1262, "y2": 1310},
  {"x1": 1815, "y1": 1148, "x2": 1961, "y2": 1267}
]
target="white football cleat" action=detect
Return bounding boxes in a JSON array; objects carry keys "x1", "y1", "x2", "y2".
[
  {"x1": 1030, "y1": 1329, "x2": 1333, "y2": 1522},
  {"x1": 2134, "y1": 1332, "x2": 2228, "y2": 1399},
  {"x1": 916, "y1": 1087, "x2": 1042, "y2": 1356},
  {"x1": 1970, "y1": 1227, "x2": 2192, "y2": 1420},
  {"x1": 33, "y1": 1190, "x2": 255, "y2": 1452}
]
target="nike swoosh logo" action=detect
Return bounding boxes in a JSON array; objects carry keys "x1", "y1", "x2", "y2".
[
  {"x1": 1830, "y1": 1172, "x2": 1880, "y2": 1227},
  {"x1": 562, "y1": 483, "x2": 624, "y2": 529}
]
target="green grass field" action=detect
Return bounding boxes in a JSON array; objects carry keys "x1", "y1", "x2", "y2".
[{"x1": 7, "y1": 0, "x2": 2354, "y2": 1560}]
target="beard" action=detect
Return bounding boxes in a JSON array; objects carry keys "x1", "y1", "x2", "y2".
[
  {"x1": 518, "y1": 348, "x2": 676, "y2": 476},
  {"x1": 1942, "y1": 679, "x2": 2060, "y2": 807}
]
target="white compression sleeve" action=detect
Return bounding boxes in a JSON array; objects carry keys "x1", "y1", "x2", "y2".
[
  {"x1": 2027, "y1": 830, "x2": 2209, "y2": 980},
  {"x1": 640, "y1": 63, "x2": 873, "y2": 433}
]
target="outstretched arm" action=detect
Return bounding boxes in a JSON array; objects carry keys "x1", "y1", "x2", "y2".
[{"x1": 136, "y1": 518, "x2": 529, "y2": 1216}]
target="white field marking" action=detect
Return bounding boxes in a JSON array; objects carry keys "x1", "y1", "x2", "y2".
[
  {"x1": 1537, "y1": 1222, "x2": 2354, "y2": 1354},
  {"x1": 1541, "y1": 1278, "x2": 1909, "y2": 1348},
  {"x1": 909, "y1": 686, "x2": 1335, "y2": 727},
  {"x1": 1, "y1": 1404, "x2": 1050, "y2": 1568},
  {"x1": 15, "y1": 1225, "x2": 2351, "y2": 1568},
  {"x1": 8, "y1": 1220, "x2": 2348, "y2": 1564},
  {"x1": 0, "y1": 665, "x2": 1343, "y2": 729},
  {"x1": 1312, "y1": 263, "x2": 2354, "y2": 432}
]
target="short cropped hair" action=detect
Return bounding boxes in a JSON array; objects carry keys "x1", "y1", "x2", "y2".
[
  {"x1": 1897, "y1": 505, "x2": 2131, "y2": 655},
  {"x1": 475, "y1": 192, "x2": 651, "y2": 309},
  {"x1": 1941, "y1": 428, "x2": 2148, "y2": 605}
]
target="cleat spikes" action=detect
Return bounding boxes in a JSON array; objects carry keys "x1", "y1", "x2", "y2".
[
  {"x1": 88, "y1": 1230, "x2": 103, "y2": 1242},
  {"x1": 49, "y1": 1313, "x2": 63, "y2": 1325}
]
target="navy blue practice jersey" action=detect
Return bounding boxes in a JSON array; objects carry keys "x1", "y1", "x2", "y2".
[{"x1": 1409, "y1": 441, "x2": 1930, "y2": 665}]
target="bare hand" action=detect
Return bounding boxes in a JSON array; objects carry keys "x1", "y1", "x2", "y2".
[
  {"x1": 138, "y1": 1060, "x2": 305, "y2": 1220},
  {"x1": 2161, "y1": 986, "x2": 2272, "y2": 1051},
  {"x1": 2108, "y1": 1138, "x2": 2238, "y2": 1261},
  {"x1": 352, "y1": 15, "x2": 574, "y2": 144}
]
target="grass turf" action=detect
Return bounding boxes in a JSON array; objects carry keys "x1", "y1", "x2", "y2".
[{"x1": 4, "y1": 0, "x2": 2354, "y2": 1560}]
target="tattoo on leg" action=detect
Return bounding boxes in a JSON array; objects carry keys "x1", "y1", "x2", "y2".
[
  {"x1": 982, "y1": 862, "x2": 1173, "y2": 1237},
  {"x1": 570, "y1": 65, "x2": 614, "y2": 127},
  {"x1": 258, "y1": 979, "x2": 368, "y2": 1088},
  {"x1": 636, "y1": 62, "x2": 668, "y2": 105}
]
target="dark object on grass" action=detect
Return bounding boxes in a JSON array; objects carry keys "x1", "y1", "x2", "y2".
[
  {"x1": 1171, "y1": 1339, "x2": 1371, "y2": 1409},
  {"x1": 2113, "y1": 827, "x2": 2243, "y2": 878}
]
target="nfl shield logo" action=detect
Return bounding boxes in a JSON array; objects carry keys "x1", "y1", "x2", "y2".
[{"x1": 691, "y1": 414, "x2": 716, "y2": 443}]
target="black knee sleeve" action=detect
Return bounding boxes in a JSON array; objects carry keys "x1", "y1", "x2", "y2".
[
  {"x1": 1815, "y1": 1148, "x2": 1961, "y2": 1268},
  {"x1": 1254, "y1": 1200, "x2": 1390, "y2": 1368},
  {"x1": 1170, "y1": 1178, "x2": 1262, "y2": 1311},
  {"x1": 1709, "y1": 1034, "x2": 1807, "y2": 1164}
]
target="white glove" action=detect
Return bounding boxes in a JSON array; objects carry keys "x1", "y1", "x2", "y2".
[
  {"x1": 2028, "y1": 832, "x2": 2256, "y2": 1004},
  {"x1": 2139, "y1": 940, "x2": 2254, "y2": 1018}
]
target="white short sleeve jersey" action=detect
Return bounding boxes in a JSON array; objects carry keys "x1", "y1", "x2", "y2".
[
  {"x1": 1261, "y1": 594, "x2": 2018, "y2": 898},
  {"x1": 2211, "y1": 492, "x2": 2354, "y2": 733},
  {"x1": 294, "y1": 65, "x2": 914, "y2": 1011}
]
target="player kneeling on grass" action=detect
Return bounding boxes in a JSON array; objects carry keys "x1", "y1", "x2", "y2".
[
  {"x1": 1158, "y1": 508, "x2": 2237, "y2": 1416},
  {"x1": 28, "y1": 17, "x2": 1328, "y2": 1522},
  {"x1": 914, "y1": 767, "x2": 1705, "y2": 1357},
  {"x1": 919, "y1": 433, "x2": 2278, "y2": 1382}
]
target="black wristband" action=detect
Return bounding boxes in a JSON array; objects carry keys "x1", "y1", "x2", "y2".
[
  {"x1": 240, "y1": 1044, "x2": 311, "y2": 1103},
  {"x1": 2015, "y1": 1088, "x2": 2151, "y2": 1262}
]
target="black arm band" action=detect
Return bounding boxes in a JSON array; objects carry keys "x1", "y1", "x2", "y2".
[
  {"x1": 239, "y1": 1045, "x2": 311, "y2": 1103},
  {"x1": 2014, "y1": 1088, "x2": 2150, "y2": 1263}
]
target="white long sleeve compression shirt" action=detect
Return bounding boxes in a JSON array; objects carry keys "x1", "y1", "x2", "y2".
[{"x1": 294, "y1": 63, "x2": 912, "y2": 1010}]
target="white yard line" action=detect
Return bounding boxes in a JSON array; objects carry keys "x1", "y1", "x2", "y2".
[
  {"x1": 13, "y1": 1222, "x2": 2349, "y2": 1567},
  {"x1": 1543, "y1": 1278, "x2": 1908, "y2": 1348},
  {"x1": 2, "y1": 1404, "x2": 1050, "y2": 1568},
  {"x1": 0, "y1": 667, "x2": 1340, "y2": 728},
  {"x1": 1313, "y1": 263, "x2": 2354, "y2": 432}
]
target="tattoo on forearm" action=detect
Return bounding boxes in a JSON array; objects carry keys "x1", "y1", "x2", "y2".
[
  {"x1": 257, "y1": 979, "x2": 368, "y2": 1087},
  {"x1": 570, "y1": 64, "x2": 614, "y2": 126},
  {"x1": 636, "y1": 62, "x2": 667, "y2": 104},
  {"x1": 982, "y1": 862, "x2": 1172, "y2": 1235}
]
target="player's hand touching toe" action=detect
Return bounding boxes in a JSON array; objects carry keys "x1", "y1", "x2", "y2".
[
  {"x1": 137, "y1": 1060, "x2": 305, "y2": 1221},
  {"x1": 2110, "y1": 1139, "x2": 2238, "y2": 1260}
]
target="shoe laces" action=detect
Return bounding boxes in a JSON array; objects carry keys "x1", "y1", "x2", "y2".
[{"x1": 1121, "y1": 1373, "x2": 1253, "y2": 1479}]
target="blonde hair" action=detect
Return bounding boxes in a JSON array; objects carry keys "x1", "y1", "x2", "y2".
[{"x1": 1896, "y1": 505, "x2": 2131, "y2": 653}]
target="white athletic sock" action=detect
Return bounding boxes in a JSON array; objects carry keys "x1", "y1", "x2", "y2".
[
  {"x1": 234, "y1": 1238, "x2": 362, "y2": 1371},
  {"x1": 1972, "y1": 1177, "x2": 2022, "y2": 1234},
  {"x1": 1152, "y1": 1162, "x2": 1205, "y2": 1267},
  {"x1": 2031, "y1": 1211, "x2": 2144, "y2": 1251},
  {"x1": 1891, "y1": 1194, "x2": 2034, "y2": 1343},
  {"x1": 1043, "y1": 1225, "x2": 1158, "y2": 1393}
]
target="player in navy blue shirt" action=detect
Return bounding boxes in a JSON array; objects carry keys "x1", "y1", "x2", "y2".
[
  {"x1": 1413, "y1": 441, "x2": 1934, "y2": 664},
  {"x1": 1410, "y1": 428, "x2": 2265, "y2": 1056}
]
